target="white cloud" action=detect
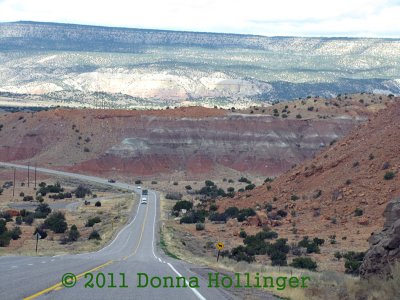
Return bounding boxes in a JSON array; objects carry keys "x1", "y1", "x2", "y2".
[{"x1": 0, "y1": 0, "x2": 399, "y2": 37}]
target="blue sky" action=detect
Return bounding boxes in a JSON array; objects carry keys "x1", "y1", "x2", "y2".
[{"x1": 0, "y1": 0, "x2": 399, "y2": 37}]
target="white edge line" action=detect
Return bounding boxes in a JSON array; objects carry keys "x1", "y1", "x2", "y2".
[
  {"x1": 151, "y1": 190, "x2": 159, "y2": 260},
  {"x1": 167, "y1": 263, "x2": 207, "y2": 300}
]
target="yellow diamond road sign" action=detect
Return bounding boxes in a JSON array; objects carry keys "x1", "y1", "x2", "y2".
[{"x1": 216, "y1": 242, "x2": 224, "y2": 250}]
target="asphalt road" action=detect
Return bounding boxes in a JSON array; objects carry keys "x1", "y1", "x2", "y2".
[{"x1": 0, "y1": 162, "x2": 238, "y2": 300}]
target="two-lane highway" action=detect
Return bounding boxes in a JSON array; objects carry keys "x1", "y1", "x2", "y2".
[{"x1": 0, "y1": 162, "x2": 237, "y2": 300}]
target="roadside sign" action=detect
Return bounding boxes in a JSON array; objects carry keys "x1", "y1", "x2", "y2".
[
  {"x1": 35, "y1": 232, "x2": 41, "y2": 253},
  {"x1": 216, "y1": 242, "x2": 224, "y2": 250}
]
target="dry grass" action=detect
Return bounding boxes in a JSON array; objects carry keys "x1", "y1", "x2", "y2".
[
  {"x1": 0, "y1": 174, "x2": 137, "y2": 256},
  {"x1": 159, "y1": 197, "x2": 400, "y2": 300}
]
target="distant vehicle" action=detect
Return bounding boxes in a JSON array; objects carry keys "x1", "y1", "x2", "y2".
[
  {"x1": 142, "y1": 189, "x2": 148, "y2": 195},
  {"x1": 108, "y1": 179, "x2": 116, "y2": 183},
  {"x1": 141, "y1": 197, "x2": 147, "y2": 204},
  {"x1": 137, "y1": 186, "x2": 141, "y2": 189}
]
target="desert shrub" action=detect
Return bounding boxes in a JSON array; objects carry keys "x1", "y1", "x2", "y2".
[
  {"x1": 0, "y1": 219, "x2": 7, "y2": 235},
  {"x1": 195, "y1": 223, "x2": 205, "y2": 231},
  {"x1": 135, "y1": 180, "x2": 142, "y2": 184},
  {"x1": 270, "y1": 250, "x2": 288, "y2": 266},
  {"x1": 74, "y1": 185, "x2": 92, "y2": 198},
  {"x1": 291, "y1": 194, "x2": 300, "y2": 201},
  {"x1": 15, "y1": 216, "x2": 22, "y2": 225},
  {"x1": 37, "y1": 182, "x2": 64, "y2": 196},
  {"x1": 19, "y1": 192, "x2": 25, "y2": 197},
  {"x1": 180, "y1": 210, "x2": 206, "y2": 224},
  {"x1": 290, "y1": 257, "x2": 318, "y2": 270},
  {"x1": 227, "y1": 187, "x2": 235, "y2": 193},
  {"x1": 209, "y1": 203, "x2": 218, "y2": 211},
  {"x1": 0, "y1": 234, "x2": 11, "y2": 247},
  {"x1": 277, "y1": 209, "x2": 288, "y2": 217},
  {"x1": 313, "y1": 237, "x2": 325, "y2": 245},
  {"x1": 240, "y1": 208, "x2": 256, "y2": 217},
  {"x1": 205, "y1": 180, "x2": 215, "y2": 186},
  {"x1": 334, "y1": 251, "x2": 343, "y2": 260},
  {"x1": 86, "y1": 216, "x2": 101, "y2": 227},
  {"x1": 384, "y1": 171, "x2": 395, "y2": 180},
  {"x1": 89, "y1": 230, "x2": 101, "y2": 240},
  {"x1": 208, "y1": 212, "x2": 227, "y2": 222},
  {"x1": 239, "y1": 230, "x2": 247, "y2": 238},
  {"x1": 245, "y1": 184, "x2": 256, "y2": 190},
  {"x1": 343, "y1": 251, "x2": 365, "y2": 275},
  {"x1": 262, "y1": 230, "x2": 278, "y2": 239},
  {"x1": 166, "y1": 192, "x2": 183, "y2": 200},
  {"x1": 9, "y1": 226, "x2": 22, "y2": 240},
  {"x1": 151, "y1": 181, "x2": 157, "y2": 184},
  {"x1": 229, "y1": 246, "x2": 256, "y2": 263},
  {"x1": 265, "y1": 203, "x2": 273, "y2": 212},
  {"x1": 224, "y1": 207, "x2": 239, "y2": 218},
  {"x1": 298, "y1": 236, "x2": 323, "y2": 254},
  {"x1": 95, "y1": 201, "x2": 101, "y2": 207},
  {"x1": 197, "y1": 185, "x2": 225, "y2": 199},
  {"x1": 44, "y1": 212, "x2": 68, "y2": 233},
  {"x1": 172, "y1": 200, "x2": 193, "y2": 211},
  {"x1": 0, "y1": 211, "x2": 12, "y2": 222},
  {"x1": 185, "y1": 185, "x2": 192, "y2": 190},
  {"x1": 238, "y1": 177, "x2": 251, "y2": 184},
  {"x1": 23, "y1": 214, "x2": 34, "y2": 225},
  {"x1": 173, "y1": 182, "x2": 178, "y2": 186},
  {"x1": 354, "y1": 208, "x2": 363, "y2": 216},
  {"x1": 35, "y1": 203, "x2": 52, "y2": 216},
  {"x1": 68, "y1": 224, "x2": 80, "y2": 242}
]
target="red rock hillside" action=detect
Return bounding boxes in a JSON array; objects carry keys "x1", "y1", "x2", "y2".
[{"x1": 218, "y1": 100, "x2": 400, "y2": 251}]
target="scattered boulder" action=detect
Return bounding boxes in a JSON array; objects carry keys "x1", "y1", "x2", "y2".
[
  {"x1": 244, "y1": 216, "x2": 261, "y2": 226},
  {"x1": 357, "y1": 217, "x2": 369, "y2": 226},
  {"x1": 360, "y1": 198, "x2": 400, "y2": 278},
  {"x1": 226, "y1": 218, "x2": 238, "y2": 227}
]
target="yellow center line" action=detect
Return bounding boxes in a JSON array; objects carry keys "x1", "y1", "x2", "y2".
[
  {"x1": 24, "y1": 197, "x2": 149, "y2": 299},
  {"x1": 23, "y1": 260, "x2": 114, "y2": 300},
  {"x1": 125, "y1": 202, "x2": 149, "y2": 259}
]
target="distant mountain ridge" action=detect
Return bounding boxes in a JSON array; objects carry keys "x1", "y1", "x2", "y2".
[
  {"x1": 1, "y1": 21, "x2": 399, "y2": 52},
  {"x1": 0, "y1": 21, "x2": 399, "y2": 108}
]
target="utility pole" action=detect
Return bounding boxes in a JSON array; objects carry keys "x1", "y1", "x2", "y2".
[
  {"x1": 34, "y1": 164, "x2": 37, "y2": 189},
  {"x1": 27, "y1": 163, "x2": 30, "y2": 188},
  {"x1": 35, "y1": 232, "x2": 41, "y2": 254},
  {"x1": 12, "y1": 168, "x2": 16, "y2": 197}
]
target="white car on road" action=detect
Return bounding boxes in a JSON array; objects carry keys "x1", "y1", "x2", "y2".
[{"x1": 141, "y1": 196, "x2": 147, "y2": 204}]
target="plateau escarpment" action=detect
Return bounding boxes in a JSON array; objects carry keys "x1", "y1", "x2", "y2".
[
  {"x1": 0, "y1": 106, "x2": 359, "y2": 179},
  {"x1": 0, "y1": 21, "x2": 399, "y2": 108}
]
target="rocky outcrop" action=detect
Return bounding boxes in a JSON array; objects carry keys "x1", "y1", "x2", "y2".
[{"x1": 360, "y1": 198, "x2": 400, "y2": 278}]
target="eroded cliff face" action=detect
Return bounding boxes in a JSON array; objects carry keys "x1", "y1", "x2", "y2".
[
  {"x1": 360, "y1": 198, "x2": 400, "y2": 279},
  {"x1": 0, "y1": 107, "x2": 359, "y2": 179},
  {"x1": 77, "y1": 115, "x2": 356, "y2": 177}
]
